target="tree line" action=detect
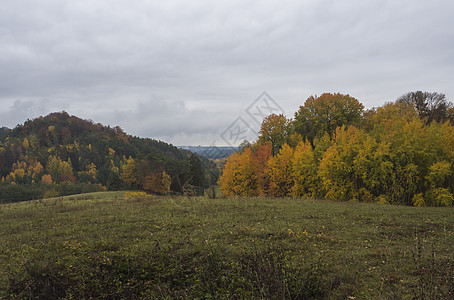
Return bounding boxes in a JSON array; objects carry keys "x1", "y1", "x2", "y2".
[
  {"x1": 219, "y1": 92, "x2": 454, "y2": 206},
  {"x1": 0, "y1": 112, "x2": 214, "y2": 202}
]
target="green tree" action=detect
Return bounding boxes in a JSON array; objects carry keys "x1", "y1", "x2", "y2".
[
  {"x1": 293, "y1": 93, "x2": 364, "y2": 143},
  {"x1": 258, "y1": 114, "x2": 292, "y2": 156},
  {"x1": 189, "y1": 153, "x2": 206, "y2": 188}
]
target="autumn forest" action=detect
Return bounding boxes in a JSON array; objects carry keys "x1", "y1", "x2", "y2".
[
  {"x1": 0, "y1": 112, "x2": 215, "y2": 202},
  {"x1": 1, "y1": 91, "x2": 454, "y2": 207},
  {"x1": 219, "y1": 91, "x2": 454, "y2": 207}
]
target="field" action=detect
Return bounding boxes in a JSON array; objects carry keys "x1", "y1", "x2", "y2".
[{"x1": 0, "y1": 192, "x2": 453, "y2": 299}]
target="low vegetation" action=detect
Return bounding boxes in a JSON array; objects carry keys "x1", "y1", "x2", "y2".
[{"x1": 1, "y1": 192, "x2": 452, "y2": 298}]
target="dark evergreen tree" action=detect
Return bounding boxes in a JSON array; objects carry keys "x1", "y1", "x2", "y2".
[{"x1": 189, "y1": 153, "x2": 206, "y2": 188}]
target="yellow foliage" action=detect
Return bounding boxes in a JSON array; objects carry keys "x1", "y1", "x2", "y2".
[
  {"x1": 268, "y1": 144, "x2": 294, "y2": 197},
  {"x1": 426, "y1": 161, "x2": 451, "y2": 188},
  {"x1": 124, "y1": 191, "x2": 149, "y2": 199},
  {"x1": 412, "y1": 193, "x2": 425, "y2": 207},
  {"x1": 121, "y1": 157, "x2": 138, "y2": 186},
  {"x1": 431, "y1": 188, "x2": 454, "y2": 207},
  {"x1": 22, "y1": 138, "x2": 29, "y2": 150},
  {"x1": 41, "y1": 174, "x2": 53, "y2": 185},
  {"x1": 377, "y1": 195, "x2": 390, "y2": 205},
  {"x1": 142, "y1": 171, "x2": 171, "y2": 195},
  {"x1": 318, "y1": 126, "x2": 363, "y2": 201},
  {"x1": 218, "y1": 148, "x2": 258, "y2": 197},
  {"x1": 46, "y1": 156, "x2": 74, "y2": 183},
  {"x1": 4, "y1": 160, "x2": 44, "y2": 184},
  {"x1": 161, "y1": 171, "x2": 171, "y2": 195},
  {"x1": 291, "y1": 140, "x2": 318, "y2": 198}
]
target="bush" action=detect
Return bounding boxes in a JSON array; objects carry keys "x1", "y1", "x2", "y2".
[
  {"x1": 0, "y1": 184, "x2": 45, "y2": 203},
  {"x1": 0, "y1": 183, "x2": 104, "y2": 203}
]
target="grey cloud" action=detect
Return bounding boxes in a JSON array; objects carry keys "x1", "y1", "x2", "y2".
[
  {"x1": 1, "y1": 0, "x2": 453, "y2": 145},
  {"x1": 0, "y1": 99, "x2": 51, "y2": 128}
]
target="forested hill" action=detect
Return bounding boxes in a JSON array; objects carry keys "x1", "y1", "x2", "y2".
[
  {"x1": 0, "y1": 112, "x2": 213, "y2": 199},
  {"x1": 0, "y1": 127, "x2": 10, "y2": 139}
]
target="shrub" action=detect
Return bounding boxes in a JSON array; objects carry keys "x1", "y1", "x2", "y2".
[{"x1": 124, "y1": 191, "x2": 149, "y2": 199}]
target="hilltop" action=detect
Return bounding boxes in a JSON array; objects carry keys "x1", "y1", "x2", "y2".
[{"x1": 0, "y1": 112, "x2": 215, "y2": 202}]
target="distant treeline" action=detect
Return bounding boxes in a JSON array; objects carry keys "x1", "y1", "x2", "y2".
[
  {"x1": 179, "y1": 146, "x2": 238, "y2": 159},
  {"x1": 219, "y1": 91, "x2": 454, "y2": 207}
]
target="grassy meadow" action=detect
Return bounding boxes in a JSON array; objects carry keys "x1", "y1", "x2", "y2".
[{"x1": 0, "y1": 192, "x2": 453, "y2": 299}]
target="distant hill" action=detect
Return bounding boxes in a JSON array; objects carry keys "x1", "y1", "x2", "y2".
[
  {"x1": 0, "y1": 112, "x2": 215, "y2": 200},
  {"x1": 179, "y1": 146, "x2": 238, "y2": 159}
]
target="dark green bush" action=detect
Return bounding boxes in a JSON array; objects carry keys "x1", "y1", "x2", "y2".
[{"x1": 0, "y1": 183, "x2": 104, "y2": 203}]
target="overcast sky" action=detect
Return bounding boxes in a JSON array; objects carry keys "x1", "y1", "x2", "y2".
[{"x1": 1, "y1": 0, "x2": 453, "y2": 146}]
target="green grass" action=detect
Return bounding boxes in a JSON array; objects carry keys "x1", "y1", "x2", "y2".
[{"x1": 0, "y1": 192, "x2": 453, "y2": 299}]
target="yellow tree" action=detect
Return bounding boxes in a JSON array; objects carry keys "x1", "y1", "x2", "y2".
[
  {"x1": 46, "y1": 156, "x2": 75, "y2": 183},
  {"x1": 291, "y1": 140, "x2": 319, "y2": 198},
  {"x1": 29, "y1": 161, "x2": 44, "y2": 183},
  {"x1": 121, "y1": 157, "x2": 139, "y2": 187},
  {"x1": 318, "y1": 126, "x2": 363, "y2": 201},
  {"x1": 425, "y1": 161, "x2": 452, "y2": 206},
  {"x1": 143, "y1": 171, "x2": 172, "y2": 195},
  {"x1": 364, "y1": 101, "x2": 417, "y2": 136},
  {"x1": 161, "y1": 171, "x2": 171, "y2": 195},
  {"x1": 5, "y1": 163, "x2": 26, "y2": 184},
  {"x1": 268, "y1": 144, "x2": 294, "y2": 197},
  {"x1": 5, "y1": 160, "x2": 43, "y2": 184},
  {"x1": 218, "y1": 148, "x2": 258, "y2": 196},
  {"x1": 41, "y1": 174, "x2": 53, "y2": 185},
  {"x1": 353, "y1": 135, "x2": 394, "y2": 202},
  {"x1": 22, "y1": 138, "x2": 29, "y2": 152},
  {"x1": 388, "y1": 119, "x2": 429, "y2": 205},
  {"x1": 251, "y1": 143, "x2": 272, "y2": 196}
]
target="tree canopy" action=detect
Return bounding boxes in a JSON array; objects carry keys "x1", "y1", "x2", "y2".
[
  {"x1": 294, "y1": 93, "x2": 364, "y2": 143},
  {"x1": 219, "y1": 92, "x2": 454, "y2": 207},
  {"x1": 0, "y1": 112, "x2": 215, "y2": 201}
]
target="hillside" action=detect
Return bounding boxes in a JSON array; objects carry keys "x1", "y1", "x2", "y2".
[
  {"x1": 0, "y1": 193, "x2": 452, "y2": 298},
  {"x1": 0, "y1": 112, "x2": 214, "y2": 202},
  {"x1": 0, "y1": 126, "x2": 10, "y2": 138},
  {"x1": 179, "y1": 145, "x2": 238, "y2": 159}
]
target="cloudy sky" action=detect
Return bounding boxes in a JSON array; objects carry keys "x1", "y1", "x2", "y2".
[{"x1": 1, "y1": 0, "x2": 453, "y2": 146}]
